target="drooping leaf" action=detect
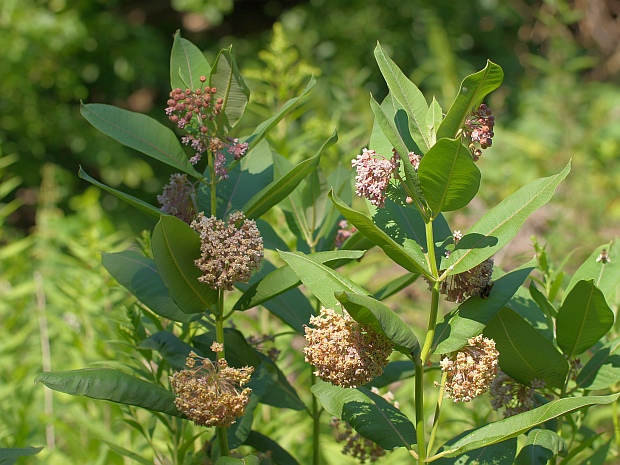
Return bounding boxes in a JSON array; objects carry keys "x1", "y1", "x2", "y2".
[
  {"x1": 418, "y1": 138, "x2": 480, "y2": 214},
  {"x1": 576, "y1": 337, "x2": 620, "y2": 390},
  {"x1": 244, "y1": 431, "x2": 300, "y2": 465},
  {"x1": 434, "y1": 262, "x2": 535, "y2": 354},
  {"x1": 152, "y1": 215, "x2": 218, "y2": 314},
  {"x1": 436, "y1": 393, "x2": 619, "y2": 458},
  {"x1": 209, "y1": 47, "x2": 250, "y2": 131},
  {"x1": 312, "y1": 381, "x2": 416, "y2": 450},
  {"x1": 484, "y1": 307, "x2": 568, "y2": 388},
  {"x1": 79, "y1": 167, "x2": 162, "y2": 219},
  {"x1": 102, "y1": 250, "x2": 195, "y2": 323},
  {"x1": 437, "y1": 60, "x2": 504, "y2": 140},
  {"x1": 170, "y1": 31, "x2": 211, "y2": 90},
  {"x1": 35, "y1": 369, "x2": 182, "y2": 417},
  {"x1": 445, "y1": 162, "x2": 571, "y2": 275},
  {"x1": 336, "y1": 292, "x2": 419, "y2": 359},
  {"x1": 244, "y1": 131, "x2": 337, "y2": 219},
  {"x1": 515, "y1": 429, "x2": 566, "y2": 465},
  {"x1": 81, "y1": 103, "x2": 200, "y2": 177},
  {"x1": 433, "y1": 436, "x2": 516, "y2": 465},
  {"x1": 556, "y1": 280, "x2": 614, "y2": 357},
  {"x1": 139, "y1": 331, "x2": 195, "y2": 370}
]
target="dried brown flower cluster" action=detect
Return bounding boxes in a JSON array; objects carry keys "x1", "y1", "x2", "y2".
[
  {"x1": 157, "y1": 173, "x2": 197, "y2": 224},
  {"x1": 330, "y1": 387, "x2": 398, "y2": 463},
  {"x1": 439, "y1": 335, "x2": 499, "y2": 402},
  {"x1": 489, "y1": 371, "x2": 546, "y2": 417},
  {"x1": 463, "y1": 103, "x2": 495, "y2": 161},
  {"x1": 191, "y1": 211, "x2": 264, "y2": 290},
  {"x1": 303, "y1": 307, "x2": 393, "y2": 388},
  {"x1": 170, "y1": 351, "x2": 253, "y2": 427},
  {"x1": 352, "y1": 148, "x2": 398, "y2": 208}
]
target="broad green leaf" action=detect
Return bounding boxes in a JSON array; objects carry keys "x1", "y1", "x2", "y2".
[
  {"x1": 152, "y1": 215, "x2": 218, "y2": 314},
  {"x1": 244, "y1": 431, "x2": 300, "y2": 465},
  {"x1": 102, "y1": 250, "x2": 195, "y2": 323},
  {"x1": 437, "y1": 393, "x2": 620, "y2": 458},
  {"x1": 216, "y1": 456, "x2": 259, "y2": 465},
  {"x1": 434, "y1": 262, "x2": 535, "y2": 354},
  {"x1": 35, "y1": 369, "x2": 182, "y2": 417},
  {"x1": 79, "y1": 167, "x2": 161, "y2": 219},
  {"x1": 446, "y1": 162, "x2": 571, "y2": 275},
  {"x1": 279, "y1": 251, "x2": 368, "y2": 309},
  {"x1": 366, "y1": 360, "x2": 415, "y2": 389},
  {"x1": 506, "y1": 287, "x2": 554, "y2": 342},
  {"x1": 81, "y1": 103, "x2": 200, "y2": 177},
  {"x1": 336, "y1": 292, "x2": 419, "y2": 358},
  {"x1": 515, "y1": 429, "x2": 566, "y2": 465},
  {"x1": 418, "y1": 138, "x2": 480, "y2": 214},
  {"x1": 374, "y1": 42, "x2": 430, "y2": 153},
  {"x1": 369, "y1": 94, "x2": 409, "y2": 156},
  {"x1": 373, "y1": 272, "x2": 420, "y2": 301},
  {"x1": 556, "y1": 280, "x2": 614, "y2": 357},
  {"x1": 170, "y1": 31, "x2": 211, "y2": 90},
  {"x1": 576, "y1": 337, "x2": 620, "y2": 390},
  {"x1": 0, "y1": 448, "x2": 43, "y2": 460},
  {"x1": 312, "y1": 381, "x2": 416, "y2": 450},
  {"x1": 245, "y1": 77, "x2": 315, "y2": 152},
  {"x1": 529, "y1": 282, "x2": 557, "y2": 318},
  {"x1": 329, "y1": 190, "x2": 430, "y2": 277},
  {"x1": 210, "y1": 47, "x2": 250, "y2": 131},
  {"x1": 437, "y1": 60, "x2": 504, "y2": 140},
  {"x1": 484, "y1": 307, "x2": 568, "y2": 388},
  {"x1": 564, "y1": 243, "x2": 620, "y2": 306},
  {"x1": 434, "y1": 437, "x2": 516, "y2": 465},
  {"x1": 139, "y1": 331, "x2": 194, "y2": 370},
  {"x1": 426, "y1": 97, "x2": 443, "y2": 146},
  {"x1": 243, "y1": 131, "x2": 337, "y2": 219}
]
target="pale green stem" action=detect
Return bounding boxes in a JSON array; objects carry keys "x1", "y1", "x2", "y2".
[
  {"x1": 311, "y1": 373, "x2": 321, "y2": 465},
  {"x1": 207, "y1": 149, "x2": 217, "y2": 217},
  {"x1": 215, "y1": 289, "x2": 230, "y2": 456},
  {"x1": 414, "y1": 363, "x2": 426, "y2": 463},
  {"x1": 613, "y1": 399, "x2": 620, "y2": 460},
  {"x1": 427, "y1": 370, "x2": 448, "y2": 455}
]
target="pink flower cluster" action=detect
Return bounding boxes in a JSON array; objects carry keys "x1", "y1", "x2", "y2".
[
  {"x1": 351, "y1": 148, "x2": 397, "y2": 208},
  {"x1": 463, "y1": 103, "x2": 495, "y2": 161}
]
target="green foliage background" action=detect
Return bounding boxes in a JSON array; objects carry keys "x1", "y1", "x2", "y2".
[{"x1": 2, "y1": 0, "x2": 620, "y2": 463}]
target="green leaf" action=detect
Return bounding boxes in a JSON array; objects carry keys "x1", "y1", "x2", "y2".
[
  {"x1": 170, "y1": 31, "x2": 211, "y2": 90},
  {"x1": 244, "y1": 431, "x2": 300, "y2": 465},
  {"x1": 244, "y1": 131, "x2": 337, "y2": 219},
  {"x1": 374, "y1": 42, "x2": 430, "y2": 153},
  {"x1": 139, "y1": 331, "x2": 194, "y2": 370},
  {"x1": 245, "y1": 77, "x2": 315, "y2": 152},
  {"x1": 426, "y1": 97, "x2": 443, "y2": 146},
  {"x1": 529, "y1": 282, "x2": 557, "y2": 318},
  {"x1": 279, "y1": 251, "x2": 368, "y2": 309},
  {"x1": 436, "y1": 393, "x2": 620, "y2": 458},
  {"x1": 576, "y1": 337, "x2": 620, "y2": 390},
  {"x1": 446, "y1": 162, "x2": 571, "y2": 275},
  {"x1": 418, "y1": 138, "x2": 480, "y2": 214},
  {"x1": 80, "y1": 103, "x2": 200, "y2": 177},
  {"x1": 0, "y1": 448, "x2": 43, "y2": 460},
  {"x1": 433, "y1": 437, "x2": 517, "y2": 465},
  {"x1": 556, "y1": 280, "x2": 614, "y2": 357},
  {"x1": 369, "y1": 94, "x2": 409, "y2": 157},
  {"x1": 515, "y1": 429, "x2": 566, "y2": 465},
  {"x1": 564, "y1": 242, "x2": 620, "y2": 306},
  {"x1": 336, "y1": 292, "x2": 419, "y2": 359},
  {"x1": 210, "y1": 47, "x2": 250, "y2": 131},
  {"x1": 102, "y1": 250, "x2": 195, "y2": 323},
  {"x1": 216, "y1": 456, "x2": 260, "y2": 465},
  {"x1": 373, "y1": 273, "x2": 420, "y2": 301},
  {"x1": 484, "y1": 307, "x2": 568, "y2": 388},
  {"x1": 152, "y1": 215, "x2": 218, "y2": 314},
  {"x1": 311, "y1": 381, "x2": 416, "y2": 450},
  {"x1": 35, "y1": 369, "x2": 182, "y2": 417},
  {"x1": 102, "y1": 441, "x2": 153, "y2": 465},
  {"x1": 434, "y1": 262, "x2": 535, "y2": 354},
  {"x1": 329, "y1": 190, "x2": 430, "y2": 277},
  {"x1": 437, "y1": 60, "x2": 504, "y2": 140},
  {"x1": 366, "y1": 360, "x2": 415, "y2": 389},
  {"x1": 78, "y1": 167, "x2": 162, "y2": 219}
]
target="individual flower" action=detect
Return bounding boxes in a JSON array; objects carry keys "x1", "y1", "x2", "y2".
[
  {"x1": 489, "y1": 371, "x2": 546, "y2": 417},
  {"x1": 439, "y1": 335, "x2": 499, "y2": 402},
  {"x1": 351, "y1": 148, "x2": 397, "y2": 208},
  {"x1": 192, "y1": 211, "x2": 264, "y2": 290},
  {"x1": 463, "y1": 103, "x2": 495, "y2": 161},
  {"x1": 334, "y1": 220, "x2": 357, "y2": 248},
  {"x1": 303, "y1": 307, "x2": 393, "y2": 388},
  {"x1": 330, "y1": 387, "x2": 397, "y2": 463},
  {"x1": 157, "y1": 173, "x2": 197, "y2": 224},
  {"x1": 170, "y1": 351, "x2": 253, "y2": 428}
]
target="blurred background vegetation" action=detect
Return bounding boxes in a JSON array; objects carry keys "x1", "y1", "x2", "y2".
[{"x1": 2, "y1": 0, "x2": 620, "y2": 463}]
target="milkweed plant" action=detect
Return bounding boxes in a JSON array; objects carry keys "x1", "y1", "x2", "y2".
[{"x1": 35, "y1": 33, "x2": 620, "y2": 465}]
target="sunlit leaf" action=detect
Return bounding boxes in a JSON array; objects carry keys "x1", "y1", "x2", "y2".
[
  {"x1": 210, "y1": 47, "x2": 250, "y2": 131},
  {"x1": 170, "y1": 30, "x2": 211, "y2": 90},
  {"x1": 515, "y1": 429, "x2": 566, "y2": 465}
]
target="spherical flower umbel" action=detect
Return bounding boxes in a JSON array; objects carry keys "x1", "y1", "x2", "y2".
[
  {"x1": 157, "y1": 173, "x2": 197, "y2": 224},
  {"x1": 303, "y1": 307, "x2": 394, "y2": 388},
  {"x1": 170, "y1": 351, "x2": 253, "y2": 428},
  {"x1": 351, "y1": 148, "x2": 397, "y2": 208},
  {"x1": 463, "y1": 103, "x2": 495, "y2": 161},
  {"x1": 191, "y1": 211, "x2": 264, "y2": 290},
  {"x1": 439, "y1": 335, "x2": 499, "y2": 402},
  {"x1": 489, "y1": 371, "x2": 546, "y2": 418}
]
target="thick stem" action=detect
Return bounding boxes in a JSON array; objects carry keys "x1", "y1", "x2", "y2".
[
  {"x1": 215, "y1": 290, "x2": 230, "y2": 456},
  {"x1": 311, "y1": 373, "x2": 321, "y2": 465},
  {"x1": 414, "y1": 363, "x2": 426, "y2": 463}
]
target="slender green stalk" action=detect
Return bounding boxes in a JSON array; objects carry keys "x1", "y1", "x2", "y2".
[
  {"x1": 427, "y1": 370, "x2": 448, "y2": 455},
  {"x1": 214, "y1": 289, "x2": 230, "y2": 456},
  {"x1": 311, "y1": 373, "x2": 321, "y2": 465},
  {"x1": 414, "y1": 362, "x2": 426, "y2": 463},
  {"x1": 613, "y1": 399, "x2": 620, "y2": 460},
  {"x1": 207, "y1": 149, "x2": 217, "y2": 217}
]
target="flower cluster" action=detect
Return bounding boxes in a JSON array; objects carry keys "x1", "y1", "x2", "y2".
[
  {"x1": 303, "y1": 307, "x2": 393, "y2": 388},
  {"x1": 157, "y1": 173, "x2": 197, "y2": 224},
  {"x1": 463, "y1": 103, "x2": 495, "y2": 161},
  {"x1": 439, "y1": 335, "x2": 499, "y2": 402},
  {"x1": 192, "y1": 211, "x2": 264, "y2": 290},
  {"x1": 330, "y1": 387, "x2": 397, "y2": 463},
  {"x1": 334, "y1": 220, "x2": 357, "y2": 248},
  {"x1": 169, "y1": 351, "x2": 253, "y2": 428},
  {"x1": 351, "y1": 148, "x2": 398, "y2": 208},
  {"x1": 489, "y1": 371, "x2": 546, "y2": 417}
]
